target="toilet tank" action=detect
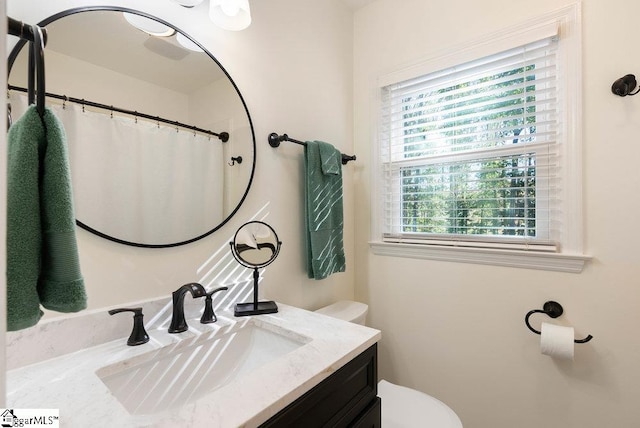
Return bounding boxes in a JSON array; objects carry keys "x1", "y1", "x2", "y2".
[{"x1": 315, "y1": 301, "x2": 368, "y2": 325}]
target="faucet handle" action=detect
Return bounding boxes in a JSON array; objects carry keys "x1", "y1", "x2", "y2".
[
  {"x1": 201, "y1": 287, "x2": 229, "y2": 324},
  {"x1": 108, "y1": 307, "x2": 150, "y2": 346}
]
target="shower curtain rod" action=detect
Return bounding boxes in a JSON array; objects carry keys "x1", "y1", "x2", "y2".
[{"x1": 8, "y1": 85, "x2": 230, "y2": 142}]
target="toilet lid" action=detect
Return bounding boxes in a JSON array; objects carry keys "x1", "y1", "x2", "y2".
[
  {"x1": 315, "y1": 300, "x2": 367, "y2": 323},
  {"x1": 378, "y1": 380, "x2": 463, "y2": 428}
]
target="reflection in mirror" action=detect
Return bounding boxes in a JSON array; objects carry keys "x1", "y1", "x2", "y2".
[
  {"x1": 7, "y1": 7, "x2": 255, "y2": 247},
  {"x1": 233, "y1": 222, "x2": 280, "y2": 266},
  {"x1": 230, "y1": 221, "x2": 281, "y2": 317}
]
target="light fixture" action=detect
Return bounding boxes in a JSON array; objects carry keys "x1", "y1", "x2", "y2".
[
  {"x1": 171, "y1": 0, "x2": 205, "y2": 7},
  {"x1": 123, "y1": 12, "x2": 176, "y2": 37},
  {"x1": 176, "y1": 32, "x2": 204, "y2": 52},
  {"x1": 209, "y1": 0, "x2": 252, "y2": 31}
]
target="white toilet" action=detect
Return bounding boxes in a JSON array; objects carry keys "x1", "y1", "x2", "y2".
[{"x1": 316, "y1": 300, "x2": 463, "y2": 428}]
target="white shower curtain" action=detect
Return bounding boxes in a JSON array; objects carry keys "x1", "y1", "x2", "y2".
[{"x1": 11, "y1": 93, "x2": 225, "y2": 245}]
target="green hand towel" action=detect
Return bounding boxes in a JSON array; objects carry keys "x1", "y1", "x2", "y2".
[
  {"x1": 7, "y1": 106, "x2": 87, "y2": 331},
  {"x1": 305, "y1": 140, "x2": 346, "y2": 280}
]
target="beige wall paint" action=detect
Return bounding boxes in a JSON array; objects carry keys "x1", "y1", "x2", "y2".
[
  {"x1": 354, "y1": 0, "x2": 640, "y2": 427},
  {"x1": 5, "y1": 0, "x2": 355, "y2": 315}
]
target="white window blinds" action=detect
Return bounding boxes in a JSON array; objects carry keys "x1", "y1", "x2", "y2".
[{"x1": 379, "y1": 35, "x2": 560, "y2": 251}]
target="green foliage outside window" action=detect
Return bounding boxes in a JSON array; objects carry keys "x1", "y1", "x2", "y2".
[{"x1": 399, "y1": 65, "x2": 538, "y2": 237}]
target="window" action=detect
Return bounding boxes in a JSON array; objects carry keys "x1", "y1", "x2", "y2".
[{"x1": 372, "y1": 5, "x2": 588, "y2": 272}]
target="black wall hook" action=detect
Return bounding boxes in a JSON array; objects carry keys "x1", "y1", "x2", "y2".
[
  {"x1": 612, "y1": 74, "x2": 640, "y2": 96},
  {"x1": 525, "y1": 301, "x2": 593, "y2": 344},
  {"x1": 229, "y1": 156, "x2": 243, "y2": 166}
]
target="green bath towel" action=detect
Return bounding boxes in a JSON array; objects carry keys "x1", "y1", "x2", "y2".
[
  {"x1": 7, "y1": 105, "x2": 87, "y2": 331},
  {"x1": 304, "y1": 140, "x2": 346, "y2": 280}
]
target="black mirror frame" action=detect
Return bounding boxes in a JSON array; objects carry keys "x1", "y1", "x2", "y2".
[{"x1": 8, "y1": 6, "x2": 256, "y2": 248}]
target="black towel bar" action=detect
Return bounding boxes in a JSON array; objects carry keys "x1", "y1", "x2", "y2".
[
  {"x1": 525, "y1": 301, "x2": 593, "y2": 344},
  {"x1": 8, "y1": 17, "x2": 48, "y2": 45},
  {"x1": 7, "y1": 17, "x2": 48, "y2": 121},
  {"x1": 268, "y1": 132, "x2": 356, "y2": 165}
]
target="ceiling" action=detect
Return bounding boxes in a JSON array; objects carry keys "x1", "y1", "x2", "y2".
[
  {"x1": 14, "y1": 3, "x2": 377, "y2": 95},
  {"x1": 38, "y1": 10, "x2": 224, "y2": 95}
]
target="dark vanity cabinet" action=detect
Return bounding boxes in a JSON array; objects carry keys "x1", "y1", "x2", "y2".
[{"x1": 261, "y1": 343, "x2": 380, "y2": 428}]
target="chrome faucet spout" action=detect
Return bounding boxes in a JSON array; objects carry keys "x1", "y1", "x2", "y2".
[{"x1": 169, "y1": 282, "x2": 207, "y2": 333}]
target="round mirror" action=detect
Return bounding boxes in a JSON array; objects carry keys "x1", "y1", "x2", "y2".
[
  {"x1": 230, "y1": 221, "x2": 281, "y2": 268},
  {"x1": 7, "y1": 7, "x2": 256, "y2": 248}
]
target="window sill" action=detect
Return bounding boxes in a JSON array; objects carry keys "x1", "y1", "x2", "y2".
[{"x1": 369, "y1": 241, "x2": 591, "y2": 273}]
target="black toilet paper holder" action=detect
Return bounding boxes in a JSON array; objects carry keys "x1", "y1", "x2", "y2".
[{"x1": 525, "y1": 301, "x2": 593, "y2": 344}]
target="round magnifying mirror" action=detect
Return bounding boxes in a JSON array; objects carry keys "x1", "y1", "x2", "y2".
[
  {"x1": 230, "y1": 221, "x2": 281, "y2": 268},
  {"x1": 230, "y1": 221, "x2": 281, "y2": 317}
]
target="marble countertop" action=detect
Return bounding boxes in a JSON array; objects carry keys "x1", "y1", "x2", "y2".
[{"x1": 6, "y1": 301, "x2": 381, "y2": 427}]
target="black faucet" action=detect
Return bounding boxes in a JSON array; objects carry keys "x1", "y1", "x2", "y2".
[
  {"x1": 200, "y1": 286, "x2": 229, "y2": 324},
  {"x1": 169, "y1": 282, "x2": 207, "y2": 333},
  {"x1": 108, "y1": 307, "x2": 150, "y2": 346}
]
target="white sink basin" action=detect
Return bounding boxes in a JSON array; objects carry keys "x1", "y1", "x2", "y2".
[{"x1": 96, "y1": 319, "x2": 308, "y2": 415}]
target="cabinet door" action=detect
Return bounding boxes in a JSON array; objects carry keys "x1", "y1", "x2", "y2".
[{"x1": 261, "y1": 344, "x2": 379, "y2": 428}]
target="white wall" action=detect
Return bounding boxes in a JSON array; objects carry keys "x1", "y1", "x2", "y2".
[
  {"x1": 5, "y1": 0, "x2": 355, "y2": 314},
  {"x1": 354, "y1": 0, "x2": 640, "y2": 427}
]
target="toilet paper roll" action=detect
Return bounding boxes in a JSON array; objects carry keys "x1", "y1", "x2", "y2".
[{"x1": 540, "y1": 322, "x2": 574, "y2": 360}]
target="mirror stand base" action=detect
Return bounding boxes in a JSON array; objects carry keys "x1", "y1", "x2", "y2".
[{"x1": 234, "y1": 301, "x2": 278, "y2": 317}]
